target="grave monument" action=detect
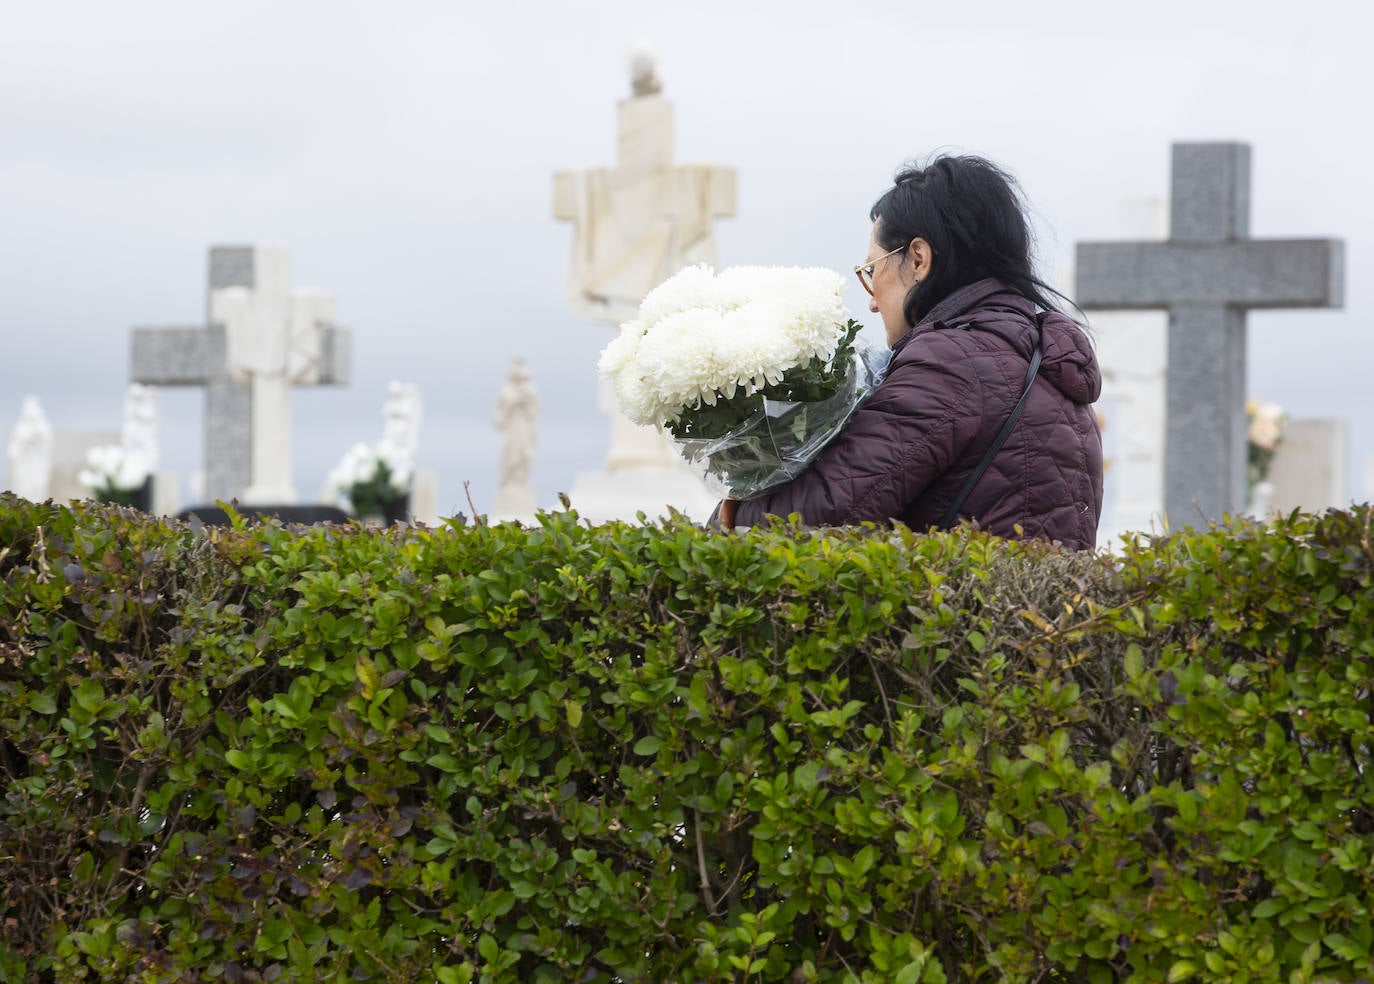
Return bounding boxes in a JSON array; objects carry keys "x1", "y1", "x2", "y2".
[
  {"x1": 375, "y1": 382, "x2": 440, "y2": 526},
  {"x1": 492, "y1": 357, "x2": 539, "y2": 521},
  {"x1": 5, "y1": 396, "x2": 55, "y2": 502},
  {"x1": 554, "y1": 51, "x2": 735, "y2": 522},
  {"x1": 1266, "y1": 418, "x2": 1349, "y2": 516},
  {"x1": 131, "y1": 245, "x2": 351, "y2": 505},
  {"x1": 1076, "y1": 143, "x2": 1344, "y2": 526}
]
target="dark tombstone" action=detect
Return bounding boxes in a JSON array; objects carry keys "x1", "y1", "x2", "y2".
[{"x1": 1076, "y1": 143, "x2": 1344, "y2": 525}]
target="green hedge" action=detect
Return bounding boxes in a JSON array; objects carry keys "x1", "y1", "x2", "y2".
[{"x1": 2, "y1": 492, "x2": 1372, "y2": 983}]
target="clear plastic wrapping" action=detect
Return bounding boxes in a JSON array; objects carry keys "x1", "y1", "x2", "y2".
[{"x1": 673, "y1": 338, "x2": 892, "y2": 499}]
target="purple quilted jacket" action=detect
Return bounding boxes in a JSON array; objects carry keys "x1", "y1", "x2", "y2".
[{"x1": 729, "y1": 278, "x2": 1104, "y2": 549}]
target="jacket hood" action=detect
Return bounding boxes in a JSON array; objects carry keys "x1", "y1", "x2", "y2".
[{"x1": 897, "y1": 278, "x2": 1101, "y2": 405}]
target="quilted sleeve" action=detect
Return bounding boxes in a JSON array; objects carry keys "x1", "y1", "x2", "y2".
[{"x1": 730, "y1": 341, "x2": 984, "y2": 527}]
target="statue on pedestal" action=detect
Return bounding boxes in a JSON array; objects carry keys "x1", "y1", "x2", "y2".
[
  {"x1": 492, "y1": 358, "x2": 539, "y2": 519},
  {"x1": 6, "y1": 396, "x2": 55, "y2": 502}
]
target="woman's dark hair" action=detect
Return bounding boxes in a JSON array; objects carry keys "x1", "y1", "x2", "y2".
[{"x1": 870, "y1": 154, "x2": 1075, "y2": 330}]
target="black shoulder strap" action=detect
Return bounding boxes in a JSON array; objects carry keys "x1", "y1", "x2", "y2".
[{"x1": 937, "y1": 327, "x2": 1043, "y2": 530}]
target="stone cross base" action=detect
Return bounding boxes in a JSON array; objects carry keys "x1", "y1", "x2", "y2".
[
  {"x1": 567, "y1": 465, "x2": 718, "y2": 525},
  {"x1": 492, "y1": 484, "x2": 539, "y2": 524},
  {"x1": 48, "y1": 430, "x2": 121, "y2": 503},
  {"x1": 1266, "y1": 418, "x2": 1348, "y2": 515},
  {"x1": 409, "y1": 469, "x2": 440, "y2": 526}
]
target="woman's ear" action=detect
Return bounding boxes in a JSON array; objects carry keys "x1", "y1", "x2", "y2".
[{"x1": 908, "y1": 237, "x2": 934, "y2": 280}]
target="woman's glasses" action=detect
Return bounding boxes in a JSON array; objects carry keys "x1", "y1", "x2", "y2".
[{"x1": 854, "y1": 244, "x2": 907, "y2": 296}]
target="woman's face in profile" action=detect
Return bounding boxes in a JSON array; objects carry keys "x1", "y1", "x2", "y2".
[{"x1": 866, "y1": 224, "x2": 914, "y2": 345}]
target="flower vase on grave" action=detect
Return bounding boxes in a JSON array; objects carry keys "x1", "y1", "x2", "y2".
[
  {"x1": 1245, "y1": 400, "x2": 1285, "y2": 521},
  {"x1": 325, "y1": 442, "x2": 411, "y2": 528},
  {"x1": 127, "y1": 475, "x2": 154, "y2": 512},
  {"x1": 382, "y1": 493, "x2": 410, "y2": 527},
  {"x1": 78, "y1": 445, "x2": 152, "y2": 511},
  {"x1": 1245, "y1": 480, "x2": 1276, "y2": 520}
]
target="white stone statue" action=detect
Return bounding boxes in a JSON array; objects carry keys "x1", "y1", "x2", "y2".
[
  {"x1": 121, "y1": 383, "x2": 159, "y2": 480},
  {"x1": 6, "y1": 395, "x2": 55, "y2": 502},
  {"x1": 210, "y1": 246, "x2": 338, "y2": 502},
  {"x1": 377, "y1": 381, "x2": 422, "y2": 482},
  {"x1": 492, "y1": 357, "x2": 539, "y2": 517}
]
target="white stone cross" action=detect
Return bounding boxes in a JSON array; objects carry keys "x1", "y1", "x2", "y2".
[
  {"x1": 554, "y1": 69, "x2": 737, "y2": 328},
  {"x1": 1076, "y1": 143, "x2": 1344, "y2": 525},
  {"x1": 555, "y1": 60, "x2": 736, "y2": 493},
  {"x1": 131, "y1": 246, "x2": 350, "y2": 504}
]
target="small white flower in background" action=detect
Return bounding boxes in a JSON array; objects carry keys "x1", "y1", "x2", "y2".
[
  {"x1": 1246, "y1": 400, "x2": 1284, "y2": 452},
  {"x1": 324, "y1": 442, "x2": 409, "y2": 513},
  {"x1": 78, "y1": 443, "x2": 147, "y2": 494},
  {"x1": 323, "y1": 443, "x2": 375, "y2": 501},
  {"x1": 1245, "y1": 399, "x2": 1286, "y2": 488}
]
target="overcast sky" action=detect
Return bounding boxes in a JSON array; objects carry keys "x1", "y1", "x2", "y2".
[{"x1": 2, "y1": 0, "x2": 1371, "y2": 518}]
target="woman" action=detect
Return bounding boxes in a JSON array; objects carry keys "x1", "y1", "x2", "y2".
[{"x1": 717, "y1": 155, "x2": 1103, "y2": 550}]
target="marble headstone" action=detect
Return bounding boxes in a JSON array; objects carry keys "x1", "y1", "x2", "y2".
[
  {"x1": 49, "y1": 429, "x2": 122, "y2": 504},
  {"x1": 1266, "y1": 418, "x2": 1348, "y2": 516},
  {"x1": 132, "y1": 246, "x2": 350, "y2": 504}
]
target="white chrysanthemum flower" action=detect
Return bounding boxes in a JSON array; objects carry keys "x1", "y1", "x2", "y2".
[
  {"x1": 325, "y1": 443, "x2": 373, "y2": 496},
  {"x1": 631, "y1": 309, "x2": 718, "y2": 412},
  {"x1": 1246, "y1": 401, "x2": 1285, "y2": 452},
  {"x1": 638, "y1": 264, "x2": 716, "y2": 326},
  {"x1": 598, "y1": 263, "x2": 855, "y2": 427},
  {"x1": 611, "y1": 367, "x2": 660, "y2": 427},
  {"x1": 598, "y1": 321, "x2": 646, "y2": 379}
]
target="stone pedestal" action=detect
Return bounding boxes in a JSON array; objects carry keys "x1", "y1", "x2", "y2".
[
  {"x1": 49, "y1": 430, "x2": 121, "y2": 503},
  {"x1": 1267, "y1": 418, "x2": 1348, "y2": 515},
  {"x1": 567, "y1": 465, "x2": 718, "y2": 525},
  {"x1": 409, "y1": 469, "x2": 441, "y2": 526},
  {"x1": 491, "y1": 485, "x2": 539, "y2": 525}
]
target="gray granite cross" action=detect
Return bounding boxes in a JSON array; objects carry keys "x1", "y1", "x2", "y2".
[
  {"x1": 1076, "y1": 143, "x2": 1344, "y2": 525},
  {"x1": 130, "y1": 246, "x2": 349, "y2": 504}
]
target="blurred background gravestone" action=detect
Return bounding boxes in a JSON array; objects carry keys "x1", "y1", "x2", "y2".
[
  {"x1": 1266, "y1": 419, "x2": 1349, "y2": 517},
  {"x1": 4, "y1": 396, "x2": 55, "y2": 501},
  {"x1": 132, "y1": 245, "x2": 351, "y2": 505},
  {"x1": 554, "y1": 51, "x2": 733, "y2": 522}
]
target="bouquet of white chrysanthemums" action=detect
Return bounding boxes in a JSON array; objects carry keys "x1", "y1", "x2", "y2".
[{"x1": 598, "y1": 264, "x2": 889, "y2": 498}]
